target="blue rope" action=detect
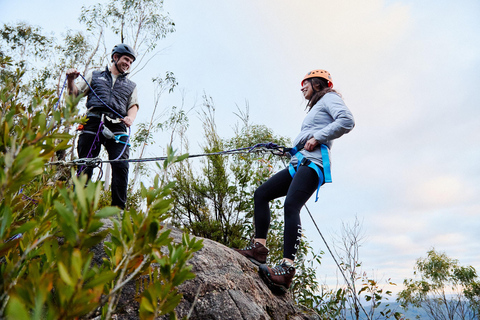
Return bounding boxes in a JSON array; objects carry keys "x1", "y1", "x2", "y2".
[{"x1": 54, "y1": 77, "x2": 68, "y2": 111}]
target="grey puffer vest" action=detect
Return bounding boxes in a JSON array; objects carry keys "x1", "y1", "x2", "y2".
[{"x1": 86, "y1": 67, "x2": 136, "y2": 117}]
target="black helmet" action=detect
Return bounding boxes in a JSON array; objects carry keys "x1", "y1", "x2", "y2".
[{"x1": 111, "y1": 44, "x2": 136, "y2": 62}]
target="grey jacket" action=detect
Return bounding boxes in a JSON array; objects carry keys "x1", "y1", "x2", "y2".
[{"x1": 291, "y1": 92, "x2": 355, "y2": 168}]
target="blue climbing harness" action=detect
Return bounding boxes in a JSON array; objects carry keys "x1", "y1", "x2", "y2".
[{"x1": 288, "y1": 144, "x2": 332, "y2": 202}]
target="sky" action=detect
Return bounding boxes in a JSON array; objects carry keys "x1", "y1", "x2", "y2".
[{"x1": 1, "y1": 0, "x2": 480, "y2": 294}]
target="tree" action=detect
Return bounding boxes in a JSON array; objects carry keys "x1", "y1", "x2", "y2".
[
  {"x1": 169, "y1": 95, "x2": 290, "y2": 248},
  {"x1": 79, "y1": 0, "x2": 175, "y2": 76},
  {"x1": 307, "y1": 217, "x2": 403, "y2": 320},
  {"x1": 398, "y1": 249, "x2": 480, "y2": 320},
  {"x1": 0, "y1": 22, "x2": 54, "y2": 95}
]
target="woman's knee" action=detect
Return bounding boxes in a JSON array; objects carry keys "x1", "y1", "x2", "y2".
[
  {"x1": 283, "y1": 201, "x2": 301, "y2": 218},
  {"x1": 254, "y1": 186, "x2": 267, "y2": 203}
]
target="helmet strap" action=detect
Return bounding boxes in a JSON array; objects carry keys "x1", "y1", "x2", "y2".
[{"x1": 113, "y1": 55, "x2": 125, "y2": 74}]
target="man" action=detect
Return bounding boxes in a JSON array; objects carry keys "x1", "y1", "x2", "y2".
[{"x1": 66, "y1": 43, "x2": 139, "y2": 209}]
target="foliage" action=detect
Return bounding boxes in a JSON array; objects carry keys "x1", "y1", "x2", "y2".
[
  {"x1": 98, "y1": 184, "x2": 143, "y2": 212},
  {"x1": 0, "y1": 22, "x2": 53, "y2": 64},
  {"x1": 398, "y1": 249, "x2": 480, "y2": 320},
  {"x1": 130, "y1": 72, "x2": 179, "y2": 186},
  {"x1": 169, "y1": 96, "x2": 290, "y2": 248},
  {"x1": 0, "y1": 62, "x2": 202, "y2": 319},
  {"x1": 315, "y1": 218, "x2": 403, "y2": 320},
  {"x1": 0, "y1": 22, "x2": 55, "y2": 95},
  {"x1": 80, "y1": 0, "x2": 175, "y2": 76}
]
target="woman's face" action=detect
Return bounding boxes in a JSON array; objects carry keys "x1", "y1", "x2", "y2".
[{"x1": 301, "y1": 80, "x2": 314, "y2": 100}]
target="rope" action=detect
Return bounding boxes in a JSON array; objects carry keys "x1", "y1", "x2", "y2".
[
  {"x1": 47, "y1": 143, "x2": 285, "y2": 167},
  {"x1": 77, "y1": 119, "x2": 104, "y2": 176},
  {"x1": 58, "y1": 74, "x2": 285, "y2": 170},
  {"x1": 304, "y1": 204, "x2": 371, "y2": 320},
  {"x1": 54, "y1": 77, "x2": 68, "y2": 111}
]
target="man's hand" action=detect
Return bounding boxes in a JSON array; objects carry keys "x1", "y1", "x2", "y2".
[
  {"x1": 66, "y1": 69, "x2": 80, "y2": 96},
  {"x1": 304, "y1": 137, "x2": 319, "y2": 151},
  {"x1": 121, "y1": 116, "x2": 134, "y2": 127},
  {"x1": 66, "y1": 68, "x2": 80, "y2": 81},
  {"x1": 122, "y1": 105, "x2": 138, "y2": 127}
]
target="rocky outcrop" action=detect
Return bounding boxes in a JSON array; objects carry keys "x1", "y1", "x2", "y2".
[
  {"x1": 112, "y1": 227, "x2": 320, "y2": 320},
  {"x1": 158, "y1": 228, "x2": 320, "y2": 320}
]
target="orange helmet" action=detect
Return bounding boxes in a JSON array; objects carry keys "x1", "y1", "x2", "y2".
[{"x1": 301, "y1": 69, "x2": 333, "y2": 88}]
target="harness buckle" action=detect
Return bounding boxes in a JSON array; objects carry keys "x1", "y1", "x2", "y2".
[
  {"x1": 300, "y1": 157, "x2": 311, "y2": 166},
  {"x1": 105, "y1": 115, "x2": 122, "y2": 124}
]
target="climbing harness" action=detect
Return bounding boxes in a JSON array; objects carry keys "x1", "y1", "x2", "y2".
[
  {"x1": 56, "y1": 73, "x2": 132, "y2": 177},
  {"x1": 78, "y1": 73, "x2": 131, "y2": 160},
  {"x1": 114, "y1": 134, "x2": 130, "y2": 146},
  {"x1": 287, "y1": 143, "x2": 332, "y2": 202}
]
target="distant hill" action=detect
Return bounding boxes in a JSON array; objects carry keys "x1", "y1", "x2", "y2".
[{"x1": 345, "y1": 302, "x2": 430, "y2": 319}]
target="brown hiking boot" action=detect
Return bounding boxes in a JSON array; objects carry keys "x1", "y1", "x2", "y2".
[
  {"x1": 259, "y1": 260, "x2": 296, "y2": 294},
  {"x1": 233, "y1": 240, "x2": 269, "y2": 266}
]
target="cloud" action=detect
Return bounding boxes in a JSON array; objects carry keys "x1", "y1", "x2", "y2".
[{"x1": 406, "y1": 174, "x2": 476, "y2": 209}]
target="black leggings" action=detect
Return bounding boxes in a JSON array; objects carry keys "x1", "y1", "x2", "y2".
[{"x1": 254, "y1": 166, "x2": 321, "y2": 261}]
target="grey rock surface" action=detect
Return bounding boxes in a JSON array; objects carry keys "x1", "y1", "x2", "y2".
[
  {"x1": 157, "y1": 227, "x2": 320, "y2": 320},
  {"x1": 110, "y1": 226, "x2": 320, "y2": 320}
]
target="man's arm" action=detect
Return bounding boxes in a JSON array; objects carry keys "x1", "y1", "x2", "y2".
[{"x1": 122, "y1": 105, "x2": 138, "y2": 127}]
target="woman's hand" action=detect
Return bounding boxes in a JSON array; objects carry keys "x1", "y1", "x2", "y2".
[{"x1": 304, "y1": 137, "x2": 319, "y2": 151}]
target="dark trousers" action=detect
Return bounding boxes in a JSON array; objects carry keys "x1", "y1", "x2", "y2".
[
  {"x1": 77, "y1": 117, "x2": 130, "y2": 209},
  {"x1": 254, "y1": 166, "x2": 320, "y2": 261}
]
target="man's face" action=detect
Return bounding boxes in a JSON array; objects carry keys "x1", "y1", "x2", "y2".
[{"x1": 115, "y1": 54, "x2": 134, "y2": 73}]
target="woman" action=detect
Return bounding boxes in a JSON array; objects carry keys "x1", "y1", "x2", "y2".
[{"x1": 234, "y1": 69, "x2": 355, "y2": 294}]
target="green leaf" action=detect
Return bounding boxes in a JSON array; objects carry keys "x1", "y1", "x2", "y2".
[
  {"x1": 0, "y1": 237, "x2": 20, "y2": 256},
  {"x1": 95, "y1": 206, "x2": 120, "y2": 218},
  {"x1": 0, "y1": 205, "x2": 13, "y2": 239},
  {"x1": 6, "y1": 296, "x2": 30, "y2": 320},
  {"x1": 140, "y1": 295, "x2": 156, "y2": 313},
  {"x1": 12, "y1": 220, "x2": 37, "y2": 235},
  {"x1": 86, "y1": 220, "x2": 104, "y2": 234},
  {"x1": 71, "y1": 249, "x2": 82, "y2": 279},
  {"x1": 58, "y1": 262, "x2": 74, "y2": 286},
  {"x1": 84, "y1": 270, "x2": 117, "y2": 289}
]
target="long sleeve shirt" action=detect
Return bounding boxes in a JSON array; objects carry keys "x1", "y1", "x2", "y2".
[{"x1": 291, "y1": 92, "x2": 355, "y2": 168}]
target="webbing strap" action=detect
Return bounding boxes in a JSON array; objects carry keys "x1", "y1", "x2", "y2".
[
  {"x1": 288, "y1": 144, "x2": 332, "y2": 202},
  {"x1": 321, "y1": 144, "x2": 332, "y2": 183}
]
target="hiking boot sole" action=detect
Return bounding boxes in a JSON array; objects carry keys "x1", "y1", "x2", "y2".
[
  {"x1": 248, "y1": 257, "x2": 264, "y2": 266},
  {"x1": 258, "y1": 264, "x2": 288, "y2": 295}
]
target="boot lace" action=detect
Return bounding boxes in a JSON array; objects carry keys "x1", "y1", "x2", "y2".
[
  {"x1": 241, "y1": 241, "x2": 255, "y2": 250},
  {"x1": 272, "y1": 263, "x2": 290, "y2": 276}
]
